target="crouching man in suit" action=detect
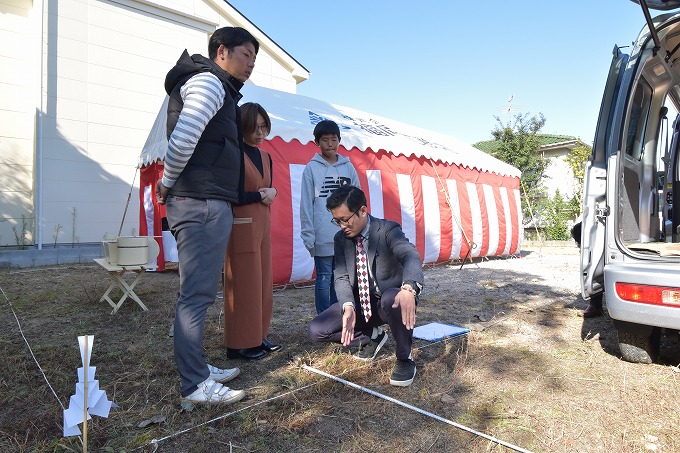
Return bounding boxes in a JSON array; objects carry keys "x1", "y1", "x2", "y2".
[{"x1": 308, "y1": 185, "x2": 424, "y2": 386}]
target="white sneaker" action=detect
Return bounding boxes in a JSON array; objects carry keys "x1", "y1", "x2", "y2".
[
  {"x1": 208, "y1": 363, "x2": 240, "y2": 383},
  {"x1": 182, "y1": 378, "x2": 245, "y2": 405}
]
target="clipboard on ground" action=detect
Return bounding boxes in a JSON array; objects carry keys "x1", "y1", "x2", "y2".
[{"x1": 413, "y1": 322, "x2": 470, "y2": 342}]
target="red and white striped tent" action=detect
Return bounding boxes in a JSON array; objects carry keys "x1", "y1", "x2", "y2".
[{"x1": 139, "y1": 84, "x2": 522, "y2": 282}]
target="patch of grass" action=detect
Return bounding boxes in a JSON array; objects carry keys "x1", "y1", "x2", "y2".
[
  {"x1": 3, "y1": 254, "x2": 680, "y2": 452},
  {"x1": 232, "y1": 411, "x2": 257, "y2": 435}
]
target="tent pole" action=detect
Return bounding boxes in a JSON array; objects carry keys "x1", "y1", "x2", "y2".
[
  {"x1": 520, "y1": 179, "x2": 542, "y2": 248},
  {"x1": 118, "y1": 166, "x2": 139, "y2": 237}
]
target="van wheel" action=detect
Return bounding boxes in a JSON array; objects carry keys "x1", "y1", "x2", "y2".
[{"x1": 615, "y1": 321, "x2": 661, "y2": 364}]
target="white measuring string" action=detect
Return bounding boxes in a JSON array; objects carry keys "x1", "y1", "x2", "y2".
[
  {"x1": 0, "y1": 286, "x2": 85, "y2": 447},
  {"x1": 1, "y1": 286, "x2": 67, "y2": 412},
  {"x1": 144, "y1": 335, "x2": 527, "y2": 451},
  {"x1": 4, "y1": 268, "x2": 531, "y2": 452},
  {"x1": 3, "y1": 287, "x2": 530, "y2": 452},
  {"x1": 141, "y1": 334, "x2": 515, "y2": 449},
  {"x1": 143, "y1": 340, "x2": 433, "y2": 448},
  {"x1": 301, "y1": 363, "x2": 532, "y2": 453},
  {"x1": 144, "y1": 379, "x2": 325, "y2": 450},
  {"x1": 4, "y1": 272, "x2": 462, "y2": 450}
]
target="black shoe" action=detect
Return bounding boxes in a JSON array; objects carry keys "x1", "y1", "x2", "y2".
[
  {"x1": 354, "y1": 330, "x2": 388, "y2": 361},
  {"x1": 579, "y1": 304, "x2": 603, "y2": 318},
  {"x1": 227, "y1": 347, "x2": 268, "y2": 360},
  {"x1": 261, "y1": 338, "x2": 282, "y2": 352},
  {"x1": 390, "y1": 358, "x2": 416, "y2": 387}
]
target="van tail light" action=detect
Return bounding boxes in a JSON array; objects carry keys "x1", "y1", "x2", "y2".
[{"x1": 615, "y1": 282, "x2": 680, "y2": 306}]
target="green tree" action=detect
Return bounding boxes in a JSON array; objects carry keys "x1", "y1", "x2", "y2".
[
  {"x1": 543, "y1": 190, "x2": 572, "y2": 240},
  {"x1": 564, "y1": 139, "x2": 592, "y2": 217},
  {"x1": 490, "y1": 113, "x2": 549, "y2": 221}
]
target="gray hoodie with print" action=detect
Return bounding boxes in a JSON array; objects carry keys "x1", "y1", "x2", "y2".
[{"x1": 300, "y1": 153, "x2": 361, "y2": 257}]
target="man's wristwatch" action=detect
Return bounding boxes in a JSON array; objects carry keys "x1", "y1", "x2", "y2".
[{"x1": 401, "y1": 281, "x2": 422, "y2": 296}]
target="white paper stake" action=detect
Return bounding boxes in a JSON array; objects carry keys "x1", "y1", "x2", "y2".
[
  {"x1": 83, "y1": 335, "x2": 89, "y2": 452},
  {"x1": 63, "y1": 335, "x2": 114, "y2": 452},
  {"x1": 78, "y1": 335, "x2": 93, "y2": 369}
]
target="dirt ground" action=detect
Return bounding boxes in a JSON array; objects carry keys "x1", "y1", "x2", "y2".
[{"x1": 1, "y1": 243, "x2": 680, "y2": 452}]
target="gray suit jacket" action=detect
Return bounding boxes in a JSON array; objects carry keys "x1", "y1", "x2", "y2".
[{"x1": 333, "y1": 215, "x2": 424, "y2": 305}]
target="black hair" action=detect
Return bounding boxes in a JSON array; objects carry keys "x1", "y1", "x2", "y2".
[
  {"x1": 209, "y1": 27, "x2": 259, "y2": 60},
  {"x1": 241, "y1": 102, "x2": 271, "y2": 136},
  {"x1": 326, "y1": 185, "x2": 366, "y2": 212},
  {"x1": 313, "y1": 120, "x2": 341, "y2": 143}
]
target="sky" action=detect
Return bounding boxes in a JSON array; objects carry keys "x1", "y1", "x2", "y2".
[{"x1": 227, "y1": 1, "x2": 653, "y2": 146}]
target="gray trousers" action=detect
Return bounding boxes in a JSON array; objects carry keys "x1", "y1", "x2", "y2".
[
  {"x1": 308, "y1": 287, "x2": 414, "y2": 360},
  {"x1": 166, "y1": 196, "x2": 233, "y2": 396}
]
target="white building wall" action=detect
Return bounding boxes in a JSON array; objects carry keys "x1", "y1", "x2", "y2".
[
  {"x1": 0, "y1": 0, "x2": 40, "y2": 246},
  {"x1": 248, "y1": 54, "x2": 300, "y2": 93},
  {"x1": 0, "y1": 0, "x2": 305, "y2": 246},
  {"x1": 38, "y1": 0, "x2": 214, "y2": 244},
  {"x1": 542, "y1": 149, "x2": 577, "y2": 200},
  {"x1": 125, "y1": 0, "x2": 301, "y2": 92}
]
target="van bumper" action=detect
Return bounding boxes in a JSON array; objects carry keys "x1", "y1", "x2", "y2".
[{"x1": 605, "y1": 262, "x2": 680, "y2": 330}]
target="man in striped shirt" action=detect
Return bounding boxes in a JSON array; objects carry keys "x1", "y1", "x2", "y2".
[{"x1": 156, "y1": 27, "x2": 258, "y2": 406}]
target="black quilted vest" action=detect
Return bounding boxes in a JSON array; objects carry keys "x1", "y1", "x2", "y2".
[{"x1": 164, "y1": 51, "x2": 243, "y2": 202}]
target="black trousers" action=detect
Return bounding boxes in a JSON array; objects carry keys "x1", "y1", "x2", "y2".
[{"x1": 308, "y1": 287, "x2": 413, "y2": 360}]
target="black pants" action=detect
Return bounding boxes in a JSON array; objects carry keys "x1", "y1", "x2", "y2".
[{"x1": 308, "y1": 287, "x2": 413, "y2": 360}]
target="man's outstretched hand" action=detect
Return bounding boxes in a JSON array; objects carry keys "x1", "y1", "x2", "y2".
[
  {"x1": 393, "y1": 289, "x2": 417, "y2": 330},
  {"x1": 341, "y1": 306, "x2": 356, "y2": 346}
]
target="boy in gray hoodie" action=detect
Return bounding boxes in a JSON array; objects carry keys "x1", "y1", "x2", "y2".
[{"x1": 300, "y1": 120, "x2": 361, "y2": 314}]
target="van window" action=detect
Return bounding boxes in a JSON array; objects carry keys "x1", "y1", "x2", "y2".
[{"x1": 625, "y1": 80, "x2": 653, "y2": 160}]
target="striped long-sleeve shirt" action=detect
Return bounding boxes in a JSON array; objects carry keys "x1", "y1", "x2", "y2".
[{"x1": 161, "y1": 72, "x2": 226, "y2": 188}]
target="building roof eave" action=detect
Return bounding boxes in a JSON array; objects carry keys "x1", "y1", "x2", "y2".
[{"x1": 538, "y1": 140, "x2": 579, "y2": 151}]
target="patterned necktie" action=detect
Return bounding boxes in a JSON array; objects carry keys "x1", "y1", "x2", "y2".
[{"x1": 356, "y1": 235, "x2": 371, "y2": 322}]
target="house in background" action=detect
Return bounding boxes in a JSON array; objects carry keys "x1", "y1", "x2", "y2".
[
  {"x1": 473, "y1": 134, "x2": 582, "y2": 202},
  {"x1": 535, "y1": 135, "x2": 582, "y2": 201},
  {"x1": 0, "y1": 0, "x2": 309, "y2": 249}
]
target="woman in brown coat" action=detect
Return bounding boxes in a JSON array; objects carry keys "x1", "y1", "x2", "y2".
[{"x1": 224, "y1": 102, "x2": 281, "y2": 360}]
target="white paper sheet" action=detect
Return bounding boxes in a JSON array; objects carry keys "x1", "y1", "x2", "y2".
[
  {"x1": 63, "y1": 335, "x2": 113, "y2": 437},
  {"x1": 413, "y1": 322, "x2": 470, "y2": 342},
  {"x1": 78, "y1": 335, "x2": 94, "y2": 368},
  {"x1": 77, "y1": 366, "x2": 96, "y2": 383}
]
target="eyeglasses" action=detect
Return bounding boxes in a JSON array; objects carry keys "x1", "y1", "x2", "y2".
[
  {"x1": 256, "y1": 124, "x2": 269, "y2": 133},
  {"x1": 331, "y1": 210, "x2": 360, "y2": 227}
]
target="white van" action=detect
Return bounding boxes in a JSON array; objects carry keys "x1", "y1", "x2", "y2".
[{"x1": 580, "y1": 0, "x2": 680, "y2": 363}]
